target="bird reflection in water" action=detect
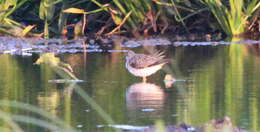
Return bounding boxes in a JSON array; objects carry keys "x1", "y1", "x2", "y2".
[{"x1": 126, "y1": 82, "x2": 165, "y2": 121}]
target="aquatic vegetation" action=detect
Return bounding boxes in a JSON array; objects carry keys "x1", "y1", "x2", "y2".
[
  {"x1": 200, "y1": 0, "x2": 260, "y2": 36},
  {"x1": 108, "y1": 0, "x2": 209, "y2": 36},
  {"x1": 0, "y1": 0, "x2": 27, "y2": 23},
  {"x1": 109, "y1": 0, "x2": 155, "y2": 35},
  {"x1": 0, "y1": 0, "x2": 259, "y2": 37},
  {"x1": 0, "y1": 100, "x2": 78, "y2": 132},
  {"x1": 39, "y1": 0, "x2": 58, "y2": 38},
  {"x1": 0, "y1": 0, "x2": 35, "y2": 37}
]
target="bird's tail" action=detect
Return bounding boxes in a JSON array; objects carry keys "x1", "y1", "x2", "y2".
[
  {"x1": 160, "y1": 58, "x2": 171, "y2": 65},
  {"x1": 152, "y1": 51, "x2": 171, "y2": 64},
  {"x1": 152, "y1": 51, "x2": 166, "y2": 59}
]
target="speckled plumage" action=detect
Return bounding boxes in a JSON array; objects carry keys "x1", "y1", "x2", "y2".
[{"x1": 125, "y1": 50, "x2": 169, "y2": 80}]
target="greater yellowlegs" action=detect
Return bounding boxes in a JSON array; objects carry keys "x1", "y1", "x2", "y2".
[{"x1": 125, "y1": 50, "x2": 169, "y2": 82}]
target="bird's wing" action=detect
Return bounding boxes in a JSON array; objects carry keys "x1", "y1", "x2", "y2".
[{"x1": 129, "y1": 54, "x2": 167, "y2": 69}]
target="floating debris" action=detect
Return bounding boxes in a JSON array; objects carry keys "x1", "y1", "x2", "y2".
[
  {"x1": 164, "y1": 74, "x2": 176, "y2": 88},
  {"x1": 171, "y1": 114, "x2": 178, "y2": 117},
  {"x1": 97, "y1": 124, "x2": 149, "y2": 130},
  {"x1": 164, "y1": 74, "x2": 186, "y2": 88},
  {"x1": 96, "y1": 117, "x2": 244, "y2": 132},
  {"x1": 84, "y1": 109, "x2": 90, "y2": 112},
  {"x1": 141, "y1": 108, "x2": 156, "y2": 112},
  {"x1": 76, "y1": 124, "x2": 83, "y2": 128},
  {"x1": 48, "y1": 79, "x2": 84, "y2": 84}
]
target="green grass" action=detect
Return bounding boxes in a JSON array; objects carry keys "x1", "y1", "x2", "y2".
[
  {"x1": 200, "y1": 0, "x2": 260, "y2": 36},
  {"x1": 0, "y1": 0, "x2": 29, "y2": 37},
  {"x1": 0, "y1": 0, "x2": 259, "y2": 37}
]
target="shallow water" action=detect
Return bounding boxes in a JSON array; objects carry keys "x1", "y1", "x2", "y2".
[{"x1": 0, "y1": 37, "x2": 260, "y2": 131}]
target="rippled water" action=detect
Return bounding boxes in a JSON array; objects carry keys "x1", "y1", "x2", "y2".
[{"x1": 0, "y1": 37, "x2": 259, "y2": 131}]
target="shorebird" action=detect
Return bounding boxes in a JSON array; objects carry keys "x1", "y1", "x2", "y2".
[{"x1": 125, "y1": 50, "x2": 169, "y2": 82}]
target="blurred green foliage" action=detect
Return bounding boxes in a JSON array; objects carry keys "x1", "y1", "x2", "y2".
[{"x1": 0, "y1": 0, "x2": 259, "y2": 37}]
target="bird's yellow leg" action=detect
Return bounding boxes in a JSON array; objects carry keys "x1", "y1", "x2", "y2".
[{"x1": 142, "y1": 77, "x2": 147, "y2": 83}]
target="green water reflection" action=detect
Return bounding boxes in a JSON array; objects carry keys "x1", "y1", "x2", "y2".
[{"x1": 0, "y1": 43, "x2": 260, "y2": 131}]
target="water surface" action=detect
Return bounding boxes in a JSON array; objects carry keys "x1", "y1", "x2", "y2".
[{"x1": 0, "y1": 38, "x2": 260, "y2": 131}]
